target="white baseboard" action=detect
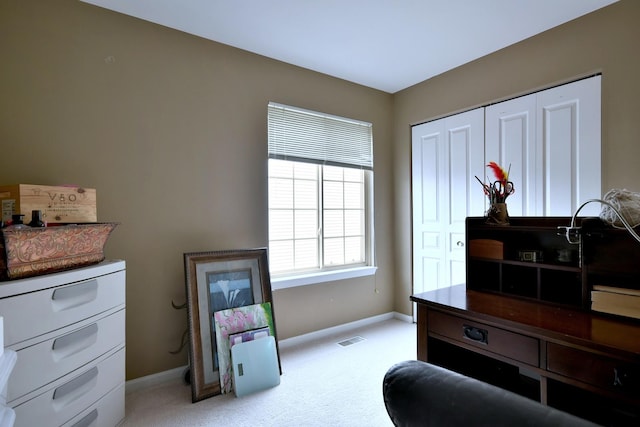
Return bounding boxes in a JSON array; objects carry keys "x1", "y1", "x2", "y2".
[
  {"x1": 125, "y1": 311, "x2": 411, "y2": 394},
  {"x1": 126, "y1": 365, "x2": 188, "y2": 394},
  {"x1": 278, "y1": 311, "x2": 412, "y2": 349},
  {"x1": 392, "y1": 311, "x2": 413, "y2": 324}
]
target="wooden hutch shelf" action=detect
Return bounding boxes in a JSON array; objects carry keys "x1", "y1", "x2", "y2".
[{"x1": 466, "y1": 216, "x2": 640, "y2": 310}]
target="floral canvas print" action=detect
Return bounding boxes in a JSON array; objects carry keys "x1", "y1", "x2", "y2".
[{"x1": 213, "y1": 302, "x2": 276, "y2": 393}]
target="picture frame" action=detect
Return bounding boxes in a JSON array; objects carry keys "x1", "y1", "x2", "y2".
[{"x1": 183, "y1": 247, "x2": 277, "y2": 402}]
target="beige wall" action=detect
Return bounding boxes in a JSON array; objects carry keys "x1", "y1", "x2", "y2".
[
  {"x1": 393, "y1": 0, "x2": 640, "y2": 315},
  {"x1": 0, "y1": 1, "x2": 394, "y2": 379}
]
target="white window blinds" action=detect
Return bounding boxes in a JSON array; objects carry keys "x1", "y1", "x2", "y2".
[{"x1": 268, "y1": 102, "x2": 373, "y2": 170}]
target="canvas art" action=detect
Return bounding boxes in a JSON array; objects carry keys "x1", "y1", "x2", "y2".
[{"x1": 213, "y1": 302, "x2": 276, "y2": 393}]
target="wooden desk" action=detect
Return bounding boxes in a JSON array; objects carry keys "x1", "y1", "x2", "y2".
[{"x1": 411, "y1": 285, "x2": 640, "y2": 426}]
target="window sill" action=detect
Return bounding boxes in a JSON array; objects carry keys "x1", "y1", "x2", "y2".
[{"x1": 271, "y1": 266, "x2": 377, "y2": 290}]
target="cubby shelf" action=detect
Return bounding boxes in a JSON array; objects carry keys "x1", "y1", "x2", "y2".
[
  {"x1": 466, "y1": 216, "x2": 586, "y2": 308},
  {"x1": 466, "y1": 216, "x2": 640, "y2": 311}
]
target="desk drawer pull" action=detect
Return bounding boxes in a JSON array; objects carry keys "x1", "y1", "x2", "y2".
[
  {"x1": 463, "y1": 325, "x2": 488, "y2": 344},
  {"x1": 613, "y1": 366, "x2": 639, "y2": 392}
]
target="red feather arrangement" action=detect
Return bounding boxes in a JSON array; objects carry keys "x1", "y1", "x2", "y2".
[
  {"x1": 475, "y1": 161, "x2": 514, "y2": 205},
  {"x1": 487, "y1": 161, "x2": 509, "y2": 182}
]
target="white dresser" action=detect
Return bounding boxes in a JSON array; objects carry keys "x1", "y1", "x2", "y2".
[
  {"x1": 0, "y1": 317, "x2": 17, "y2": 427},
  {"x1": 0, "y1": 260, "x2": 126, "y2": 427}
]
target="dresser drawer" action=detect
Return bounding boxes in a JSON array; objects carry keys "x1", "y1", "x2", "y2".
[
  {"x1": 62, "y1": 383, "x2": 124, "y2": 427},
  {"x1": 12, "y1": 347, "x2": 125, "y2": 427},
  {"x1": 8, "y1": 309, "x2": 125, "y2": 402},
  {"x1": 547, "y1": 343, "x2": 640, "y2": 397},
  {"x1": 0, "y1": 270, "x2": 125, "y2": 347},
  {"x1": 428, "y1": 310, "x2": 539, "y2": 366}
]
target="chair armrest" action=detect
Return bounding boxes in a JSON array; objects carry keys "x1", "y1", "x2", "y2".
[{"x1": 383, "y1": 360, "x2": 598, "y2": 427}]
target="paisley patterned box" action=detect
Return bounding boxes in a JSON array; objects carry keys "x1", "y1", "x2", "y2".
[{"x1": 0, "y1": 223, "x2": 118, "y2": 280}]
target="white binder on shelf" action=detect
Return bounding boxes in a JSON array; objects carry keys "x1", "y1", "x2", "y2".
[{"x1": 231, "y1": 336, "x2": 280, "y2": 397}]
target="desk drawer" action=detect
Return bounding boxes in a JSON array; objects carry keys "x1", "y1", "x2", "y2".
[
  {"x1": 547, "y1": 343, "x2": 640, "y2": 397},
  {"x1": 428, "y1": 310, "x2": 539, "y2": 367},
  {"x1": 0, "y1": 270, "x2": 125, "y2": 347}
]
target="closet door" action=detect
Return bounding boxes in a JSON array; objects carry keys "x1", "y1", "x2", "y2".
[
  {"x1": 485, "y1": 75, "x2": 601, "y2": 216},
  {"x1": 411, "y1": 108, "x2": 485, "y2": 295},
  {"x1": 537, "y1": 76, "x2": 601, "y2": 216}
]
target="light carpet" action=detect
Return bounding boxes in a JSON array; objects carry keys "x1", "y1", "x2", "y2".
[{"x1": 121, "y1": 318, "x2": 416, "y2": 426}]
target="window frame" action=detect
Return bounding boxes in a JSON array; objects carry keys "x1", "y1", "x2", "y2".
[
  {"x1": 267, "y1": 102, "x2": 376, "y2": 289},
  {"x1": 271, "y1": 265, "x2": 377, "y2": 290},
  {"x1": 268, "y1": 161, "x2": 376, "y2": 291}
]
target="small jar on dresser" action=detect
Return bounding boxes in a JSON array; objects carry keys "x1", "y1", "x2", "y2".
[{"x1": 0, "y1": 260, "x2": 126, "y2": 427}]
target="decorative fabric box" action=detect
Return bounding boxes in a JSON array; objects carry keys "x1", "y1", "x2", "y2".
[{"x1": 0, "y1": 223, "x2": 118, "y2": 280}]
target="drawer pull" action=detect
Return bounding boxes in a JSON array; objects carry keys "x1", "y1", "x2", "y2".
[
  {"x1": 463, "y1": 325, "x2": 488, "y2": 344},
  {"x1": 613, "y1": 367, "x2": 627, "y2": 388},
  {"x1": 72, "y1": 408, "x2": 98, "y2": 427},
  {"x1": 53, "y1": 366, "x2": 98, "y2": 409},
  {"x1": 613, "y1": 367, "x2": 638, "y2": 390},
  {"x1": 52, "y1": 280, "x2": 98, "y2": 311},
  {"x1": 52, "y1": 323, "x2": 98, "y2": 360}
]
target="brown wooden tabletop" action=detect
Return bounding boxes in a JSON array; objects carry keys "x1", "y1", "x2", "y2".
[{"x1": 411, "y1": 284, "x2": 640, "y2": 358}]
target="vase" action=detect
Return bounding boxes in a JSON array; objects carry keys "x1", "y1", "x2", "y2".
[{"x1": 486, "y1": 203, "x2": 509, "y2": 225}]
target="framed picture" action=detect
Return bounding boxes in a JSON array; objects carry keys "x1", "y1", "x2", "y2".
[{"x1": 183, "y1": 248, "x2": 277, "y2": 402}]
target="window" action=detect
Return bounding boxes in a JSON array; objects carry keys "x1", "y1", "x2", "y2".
[{"x1": 267, "y1": 102, "x2": 375, "y2": 288}]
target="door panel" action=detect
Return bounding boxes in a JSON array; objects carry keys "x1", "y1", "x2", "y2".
[
  {"x1": 486, "y1": 94, "x2": 537, "y2": 216},
  {"x1": 446, "y1": 112, "x2": 485, "y2": 281},
  {"x1": 486, "y1": 75, "x2": 601, "y2": 216},
  {"x1": 412, "y1": 108, "x2": 484, "y2": 295},
  {"x1": 412, "y1": 122, "x2": 446, "y2": 295},
  {"x1": 537, "y1": 76, "x2": 601, "y2": 216},
  {"x1": 449, "y1": 232, "x2": 466, "y2": 286},
  {"x1": 422, "y1": 257, "x2": 440, "y2": 295},
  {"x1": 543, "y1": 103, "x2": 575, "y2": 215},
  {"x1": 420, "y1": 137, "x2": 439, "y2": 223}
]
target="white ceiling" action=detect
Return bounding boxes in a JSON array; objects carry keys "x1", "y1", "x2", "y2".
[{"x1": 80, "y1": 0, "x2": 618, "y2": 93}]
